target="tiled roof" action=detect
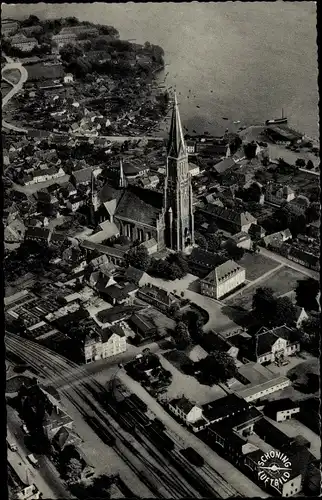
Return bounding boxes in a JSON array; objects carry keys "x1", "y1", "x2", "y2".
[
  {"x1": 100, "y1": 324, "x2": 126, "y2": 343},
  {"x1": 72, "y1": 167, "x2": 93, "y2": 184},
  {"x1": 170, "y1": 396, "x2": 196, "y2": 415},
  {"x1": 189, "y1": 248, "x2": 223, "y2": 270},
  {"x1": 202, "y1": 394, "x2": 248, "y2": 422},
  {"x1": 213, "y1": 157, "x2": 236, "y2": 174},
  {"x1": 115, "y1": 188, "x2": 163, "y2": 227},
  {"x1": 203, "y1": 259, "x2": 244, "y2": 285},
  {"x1": 81, "y1": 240, "x2": 126, "y2": 259},
  {"x1": 201, "y1": 204, "x2": 257, "y2": 227}
]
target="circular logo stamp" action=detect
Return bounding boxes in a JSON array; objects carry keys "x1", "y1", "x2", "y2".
[{"x1": 257, "y1": 450, "x2": 292, "y2": 489}]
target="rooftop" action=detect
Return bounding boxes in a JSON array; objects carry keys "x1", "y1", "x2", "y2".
[
  {"x1": 237, "y1": 376, "x2": 290, "y2": 400},
  {"x1": 202, "y1": 394, "x2": 248, "y2": 422},
  {"x1": 203, "y1": 259, "x2": 244, "y2": 285},
  {"x1": 169, "y1": 396, "x2": 197, "y2": 415}
]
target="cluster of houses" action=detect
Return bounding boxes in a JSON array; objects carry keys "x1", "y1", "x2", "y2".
[{"x1": 165, "y1": 326, "x2": 318, "y2": 497}]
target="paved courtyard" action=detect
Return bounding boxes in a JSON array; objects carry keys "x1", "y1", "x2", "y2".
[
  {"x1": 159, "y1": 353, "x2": 227, "y2": 405},
  {"x1": 266, "y1": 416, "x2": 320, "y2": 459}
]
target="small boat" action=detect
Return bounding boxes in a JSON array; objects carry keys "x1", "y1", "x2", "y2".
[
  {"x1": 233, "y1": 120, "x2": 240, "y2": 124},
  {"x1": 222, "y1": 117, "x2": 229, "y2": 120},
  {"x1": 266, "y1": 108, "x2": 288, "y2": 125},
  {"x1": 196, "y1": 105, "x2": 200, "y2": 109},
  {"x1": 193, "y1": 129, "x2": 197, "y2": 133}
]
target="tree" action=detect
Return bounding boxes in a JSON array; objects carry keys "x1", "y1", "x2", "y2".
[
  {"x1": 252, "y1": 287, "x2": 276, "y2": 325},
  {"x1": 168, "y1": 303, "x2": 181, "y2": 320},
  {"x1": 195, "y1": 232, "x2": 208, "y2": 250},
  {"x1": 300, "y1": 317, "x2": 320, "y2": 356},
  {"x1": 206, "y1": 233, "x2": 222, "y2": 252},
  {"x1": 273, "y1": 297, "x2": 297, "y2": 327},
  {"x1": 244, "y1": 142, "x2": 258, "y2": 159},
  {"x1": 224, "y1": 241, "x2": 244, "y2": 261},
  {"x1": 182, "y1": 309, "x2": 204, "y2": 339},
  {"x1": 295, "y1": 158, "x2": 306, "y2": 168},
  {"x1": 125, "y1": 246, "x2": 150, "y2": 271},
  {"x1": 21, "y1": 15, "x2": 40, "y2": 27},
  {"x1": 65, "y1": 458, "x2": 83, "y2": 483},
  {"x1": 305, "y1": 202, "x2": 320, "y2": 224},
  {"x1": 174, "y1": 322, "x2": 191, "y2": 349},
  {"x1": 306, "y1": 160, "x2": 314, "y2": 170},
  {"x1": 295, "y1": 278, "x2": 320, "y2": 312},
  {"x1": 197, "y1": 350, "x2": 238, "y2": 385}
]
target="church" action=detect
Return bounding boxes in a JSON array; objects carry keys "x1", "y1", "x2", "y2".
[{"x1": 90, "y1": 94, "x2": 195, "y2": 252}]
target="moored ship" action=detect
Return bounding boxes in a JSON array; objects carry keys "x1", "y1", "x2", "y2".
[{"x1": 265, "y1": 109, "x2": 288, "y2": 125}]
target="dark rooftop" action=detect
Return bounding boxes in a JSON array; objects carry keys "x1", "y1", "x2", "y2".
[{"x1": 202, "y1": 394, "x2": 248, "y2": 422}]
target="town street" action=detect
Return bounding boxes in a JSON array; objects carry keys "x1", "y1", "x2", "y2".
[
  {"x1": 7, "y1": 406, "x2": 70, "y2": 499},
  {"x1": 2, "y1": 60, "x2": 29, "y2": 132},
  {"x1": 259, "y1": 247, "x2": 319, "y2": 280}
]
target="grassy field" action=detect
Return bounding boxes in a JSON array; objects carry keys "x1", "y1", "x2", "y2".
[
  {"x1": 238, "y1": 252, "x2": 279, "y2": 281},
  {"x1": 2, "y1": 68, "x2": 21, "y2": 85},
  {"x1": 227, "y1": 265, "x2": 307, "y2": 309},
  {"x1": 260, "y1": 266, "x2": 307, "y2": 297},
  {"x1": 26, "y1": 63, "x2": 64, "y2": 81},
  {"x1": 1, "y1": 81, "x2": 12, "y2": 99}
]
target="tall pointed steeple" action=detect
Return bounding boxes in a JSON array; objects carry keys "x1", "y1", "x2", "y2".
[
  {"x1": 119, "y1": 158, "x2": 126, "y2": 188},
  {"x1": 167, "y1": 93, "x2": 186, "y2": 158}
]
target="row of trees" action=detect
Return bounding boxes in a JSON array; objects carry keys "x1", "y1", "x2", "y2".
[
  {"x1": 263, "y1": 201, "x2": 320, "y2": 238},
  {"x1": 124, "y1": 246, "x2": 190, "y2": 281},
  {"x1": 252, "y1": 287, "x2": 297, "y2": 328}
]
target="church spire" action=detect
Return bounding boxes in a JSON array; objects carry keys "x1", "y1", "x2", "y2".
[
  {"x1": 119, "y1": 158, "x2": 126, "y2": 188},
  {"x1": 167, "y1": 93, "x2": 186, "y2": 158}
]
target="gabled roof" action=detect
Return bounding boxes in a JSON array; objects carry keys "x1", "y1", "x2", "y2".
[
  {"x1": 169, "y1": 396, "x2": 196, "y2": 414},
  {"x1": 200, "y1": 204, "x2": 257, "y2": 227},
  {"x1": 213, "y1": 157, "x2": 236, "y2": 174},
  {"x1": 115, "y1": 188, "x2": 163, "y2": 227},
  {"x1": 202, "y1": 259, "x2": 244, "y2": 285},
  {"x1": 202, "y1": 394, "x2": 248, "y2": 422},
  {"x1": 71, "y1": 167, "x2": 93, "y2": 184}
]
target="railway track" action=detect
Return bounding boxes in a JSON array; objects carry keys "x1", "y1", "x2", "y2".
[{"x1": 6, "y1": 334, "x2": 202, "y2": 499}]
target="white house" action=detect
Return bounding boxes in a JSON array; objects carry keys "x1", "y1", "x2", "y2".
[
  {"x1": 200, "y1": 260, "x2": 246, "y2": 300},
  {"x1": 294, "y1": 306, "x2": 309, "y2": 329},
  {"x1": 64, "y1": 73, "x2": 74, "y2": 84},
  {"x1": 251, "y1": 325, "x2": 300, "y2": 365},
  {"x1": 168, "y1": 396, "x2": 203, "y2": 425},
  {"x1": 84, "y1": 326, "x2": 127, "y2": 364}
]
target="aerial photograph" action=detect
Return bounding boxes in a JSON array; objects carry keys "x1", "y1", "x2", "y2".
[{"x1": 3, "y1": 2, "x2": 320, "y2": 499}]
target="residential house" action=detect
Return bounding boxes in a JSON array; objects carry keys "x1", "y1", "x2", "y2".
[
  {"x1": 84, "y1": 325, "x2": 127, "y2": 364},
  {"x1": 243, "y1": 325, "x2": 300, "y2": 365},
  {"x1": 66, "y1": 195, "x2": 86, "y2": 212},
  {"x1": 138, "y1": 175, "x2": 159, "y2": 189},
  {"x1": 265, "y1": 183, "x2": 295, "y2": 205},
  {"x1": 70, "y1": 167, "x2": 94, "y2": 188},
  {"x1": 24, "y1": 166, "x2": 65, "y2": 185},
  {"x1": 248, "y1": 224, "x2": 266, "y2": 240},
  {"x1": 2, "y1": 19, "x2": 19, "y2": 36},
  {"x1": 168, "y1": 396, "x2": 203, "y2": 426},
  {"x1": 124, "y1": 266, "x2": 145, "y2": 286},
  {"x1": 10, "y1": 34, "x2": 38, "y2": 52},
  {"x1": 189, "y1": 163, "x2": 200, "y2": 177},
  {"x1": 63, "y1": 73, "x2": 74, "y2": 84},
  {"x1": 199, "y1": 204, "x2": 257, "y2": 234},
  {"x1": 4, "y1": 218, "x2": 26, "y2": 244},
  {"x1": 7, "y1": 461, "x2": 41, "y2": 500},
  {"x1": 263, "y1": 398, "x2": 300, "y2": 422},
  {"x1": 43, "y1": 405, "x2": 74, "y2": 441},
  {"x1": 60, "y1": 445, "x2": 95, "y2": 483},
  {"x1": 98, "y1": 282, "x2": 138, "y2": 306},
  {"x1": 139, "y1": 237, "x2": 158, "y2": 255},
  {"x1": 52, "y1": 32, "x2": 77, "y2": 48},
  {"x1": 96, "y1": 305, "x2": 137, "y2": 327},
  {"x1": 225, "y1": 232, "x2": 252, "y2": 250},
  {"x1": 137, "y1": 284, "x2": 179, "y2": 312},
  {"x1": 25, "y1": 227, "x2": 51, "y2": 244},
  {"x1": 81, "y1": 240, "x2": 126, "y2": 266},
  {"x1": 294, "y1": 306, "x2": 309, "y2": 329},
  {"x1": 128, "y1": 313, "x2": 157, "y2": 341},
  {"x1": 287, "y1": 246, "x2": 320, "y2": 271},
  {"x1": 202, "y1": 394, "x2": 249, "y2": 426},
  {"x1": 213, "y1": 157, "x2": 236, "y2": 175},
  {"x1": 263, "y1": 228, "x2": 292, "y2": 247},
  {"x1": 188, "y1": 248, "x2": 224, "y2": 278},
  {"x1": 200, "y1": 259, "x2": 246, "y2": 300}
]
